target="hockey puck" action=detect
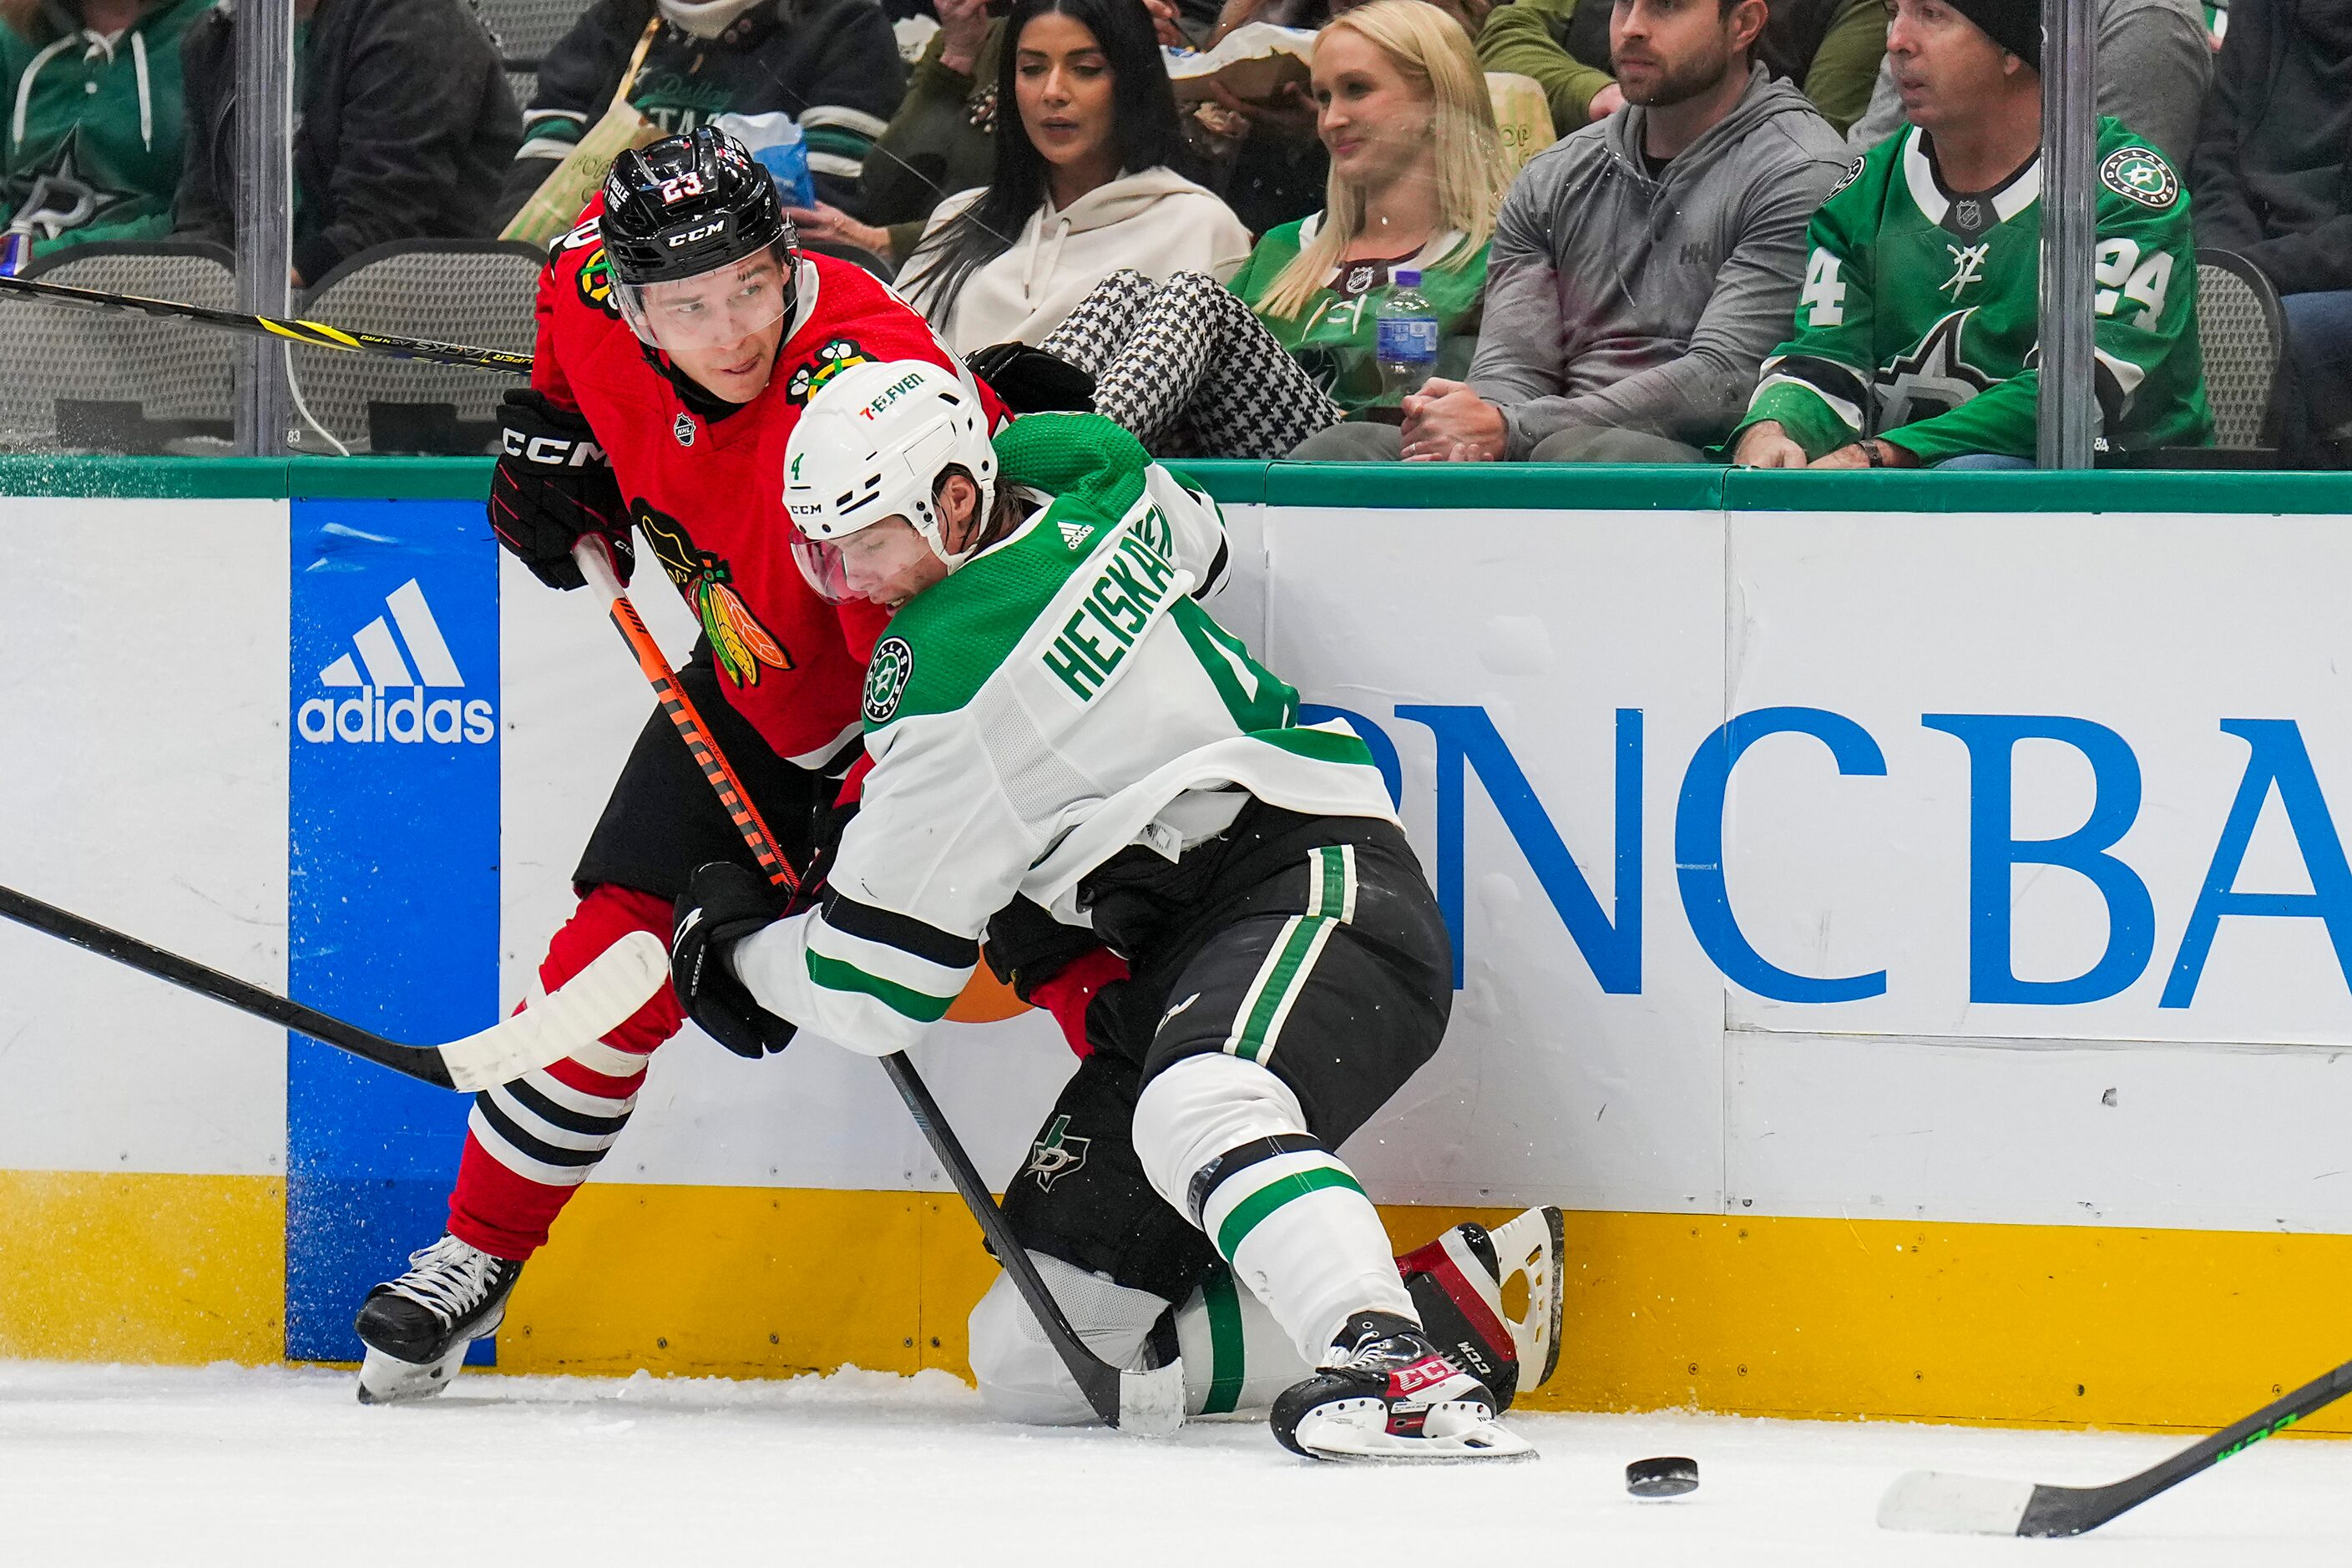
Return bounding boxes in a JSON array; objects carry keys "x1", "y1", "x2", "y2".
[{"x1": 1626, "y1": 1456, "x2": 1699, "y2": 1498}]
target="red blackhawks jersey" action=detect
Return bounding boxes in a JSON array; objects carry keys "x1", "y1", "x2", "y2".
[{"x1": 533, "y1": 200, "x2": 1006, "y2": 768}]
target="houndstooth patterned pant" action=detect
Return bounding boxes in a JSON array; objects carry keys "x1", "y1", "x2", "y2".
[{"x1": 1041, "y1": 271, "x2": 1343, "y2": 459}]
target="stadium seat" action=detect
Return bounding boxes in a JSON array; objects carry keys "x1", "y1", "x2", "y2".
[
  {"x1": 478, "y1": 0, "x2": 597, "y2": 110},
  {"x1": 2128, "y1": 247, "x2": 2288, "y2": 469},
  {"x1": 286, "y1": 240, "x2": 545, "y2": 455},
  {"x1": 0, "y1": 241, "x2": 237, "y2": 454},
  {"x1": 2192, "y1": 248, "x2": 2287, "y2": 458}
]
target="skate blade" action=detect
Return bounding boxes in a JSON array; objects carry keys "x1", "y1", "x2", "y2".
[
  {"x1": 356, "y1": 1341, "x2": 470, "y2": 1405},
  {"x1": 1486, "y1": 1205, "x2": 1566, "y2": 1390},
  {"x1": 1295, "y1": 1405, "x2": 1538, "y2": 1464}
]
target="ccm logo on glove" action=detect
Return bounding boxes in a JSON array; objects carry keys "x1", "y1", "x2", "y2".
[{"x1": 502, "y1": 431, "x2": 609, "y2": 468}]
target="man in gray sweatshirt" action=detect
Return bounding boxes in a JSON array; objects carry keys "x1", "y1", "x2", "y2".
[{"x1": 1294, "y1": 0, "x2": 1850, "y2": 463}]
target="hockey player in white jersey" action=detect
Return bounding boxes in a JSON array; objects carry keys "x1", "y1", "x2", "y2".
[{"x1": 666, "y1": 358, "x2": 1550, "y2": 1459}]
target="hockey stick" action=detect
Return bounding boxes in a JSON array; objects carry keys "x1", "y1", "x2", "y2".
[
  {"x1": 574, "y1": 544, "x2": 797, "y2": 893},
  {"x1": 0, "y1": 271, "x2": 534, "y2": 376},
  {"x1": 0, "y1": 883, "x2": 668, "y2": 1092},
  {"x1": 1879, "y1": 1353, "x2": 2352, "y2": 1537},
  {"x1": 569, "y1": 542, "x2": 1184, "y2": 1435}
]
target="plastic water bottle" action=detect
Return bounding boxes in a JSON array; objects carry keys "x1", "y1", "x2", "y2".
[
  {"x1": 714, "y1": 111, "x2": 817, "y2": 210},
  {"x1": 1375, "y1": 267, "x2": 1440, "y2": 401}
]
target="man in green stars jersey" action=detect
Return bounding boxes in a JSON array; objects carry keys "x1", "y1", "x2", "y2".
[{"x1": 1728, "y1": 0, "x2": 2212, "y2": 468}]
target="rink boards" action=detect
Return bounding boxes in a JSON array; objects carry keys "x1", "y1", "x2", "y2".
[{"x1": 6, "y1": 458, "x2": 2352, "y2": 1432}]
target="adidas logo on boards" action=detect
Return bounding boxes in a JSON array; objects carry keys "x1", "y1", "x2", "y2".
[{"x1": 295, "y1": 579, "x2": 494, "y2": 746}]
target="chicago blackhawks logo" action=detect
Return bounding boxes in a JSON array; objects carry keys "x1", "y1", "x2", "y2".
[
  {"x1": 634, "y1": 502, "x2": 792, "y2": 687},
  {"x1": 2100, "y1": 147, "x2": 2177, "y2": 210},
  {"x1": 1024, "y1": 1115, "x2": 1090, "y2": 1191},
  {"x1": 864, "y1": 636, "x2": 913, "y2": 725},
  {"x1": 577, "y1": 245, "x2": 619, "y2": 317},
  {"x1": 787, "y1": 337, "x2": 874, "y2": 405}
]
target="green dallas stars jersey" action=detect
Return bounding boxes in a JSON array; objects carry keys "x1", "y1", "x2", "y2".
[
  {"x1": 731, "y1": 412, "x2": 1398, "y2": 1057},
  {"x1": 1731, "y1": 119, "x2": 2211, "y2": 463}
]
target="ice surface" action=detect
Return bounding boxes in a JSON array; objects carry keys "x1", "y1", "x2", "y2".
[{"x1": 5, "y1": 1359, "x2": 2350, "y2": 1565}]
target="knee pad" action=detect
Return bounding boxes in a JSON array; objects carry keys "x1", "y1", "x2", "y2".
[{"x1": 1131, "y1": 1053, "x2": 1308, "y2": 1219}]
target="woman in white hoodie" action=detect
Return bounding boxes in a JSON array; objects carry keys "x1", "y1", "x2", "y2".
[{"x1": 896, "y1": 0, "x2": 1251, "y2": 355}]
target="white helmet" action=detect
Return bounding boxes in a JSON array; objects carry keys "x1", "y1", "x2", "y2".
[{"x1": 784, "y1": 359, "x2": 998, "y2": 602}]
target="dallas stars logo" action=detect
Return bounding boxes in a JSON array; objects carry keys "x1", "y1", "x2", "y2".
[
  {"x1": 2100, "y1": 146, "x2": 2177, "y2": 210},
  {"x1": 864, "y1": 636, "x2": 913, "y2": 724},
  {"x1": 1025, "y1": 1114, "x2": 1090, "y2": 1191},
  {"x1": 1874, "y1": 309, "x2": 1995, "y2": 430},
  {"x1": 1940, "y1": 241, "x2": 1990, "y2": 300},
  {"x1": 3, "y1": 133, "x2": 136, "y2": 240}
]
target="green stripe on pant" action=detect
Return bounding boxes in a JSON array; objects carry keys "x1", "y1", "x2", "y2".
[{"x1": 1214, "y1": 1164, "x2": 1367, "y2": 1261}]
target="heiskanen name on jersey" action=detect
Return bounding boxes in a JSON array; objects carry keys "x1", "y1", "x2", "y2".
[{"x1": 745, "y1": 411, "x2": 1394, "y2": 1049}]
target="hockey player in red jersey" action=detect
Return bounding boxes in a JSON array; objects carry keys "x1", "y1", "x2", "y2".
[{"x1": 350, "y1": 128, "x2": 1005, "y2": 1404}]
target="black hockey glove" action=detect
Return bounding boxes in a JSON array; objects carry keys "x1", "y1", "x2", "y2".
[
  {"x1": 966, "y1": 341, "x2": 1095, "y2": 415},
  {"x1": 984, "y1": 894, "x2": 1105, "y2": 999},
  {"x1": 671, "y1": 862, "x2": 798, "y2": 1060},
  {"x1": 490, "y1": 389, "x2": 634, "y2": 592}
]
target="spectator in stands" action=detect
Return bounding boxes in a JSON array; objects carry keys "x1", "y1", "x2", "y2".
[
  {"x1": 796, "y1": 0, "x2": 1189, "y2": 269},
  {"x1": 2, "y1": 0, "x2": 211, "y2": 260},
  {"x1": 497, "y1": 0, "x2": 905, "y2": 229},
  {"x1": 1029, "y1": 0, "x2": 1509, "y2": 456},
  {"x1": 895, "y1": 0, "x2": 1250, "y2": 354},
  {"x1": 1479, "y1": 0, "x2": 1886, "y2": 135},
  {"x1": 1844, "y1": 0, "x2": 2211, "y2": 169},
  {"x1": 173, "y1": 0, "x2": 518, "y2": 288},
  {"x1": 1296, "y1": 0, "x2": 1845, "y2": 463},
  {"x1": 2191, "y1": 0, "x2": 2352, "y2": 464},
  {"x1": 1729, "y1": 0, "x2": 2211, "y2": 468}
]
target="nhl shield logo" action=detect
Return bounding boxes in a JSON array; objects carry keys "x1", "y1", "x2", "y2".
[
  {"x1": 674, "y1": 411, "x2": 697, "y2": 447},
  {"x1": 1026, "y1": 1114, "x2": 1090, "y2": 1191}
]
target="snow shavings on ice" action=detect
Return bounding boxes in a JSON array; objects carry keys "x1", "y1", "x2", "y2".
[{"x1": 4, "y1": 1358, "x2": 2349, "y2": 1565}]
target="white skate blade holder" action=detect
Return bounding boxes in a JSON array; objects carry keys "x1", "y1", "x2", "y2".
[
  {"x1": 1119, "y1": 1363, "x2": 1186, "y2": 1437},
  {"x1": 1877, "y1": 1471, "x2": 2038, "y2": 1535},
  {"x1": 1295, "y1": 1402, "x2": 1537, "y2": 1463},
  {"x1": 438, "y1": 931, "x2": 670, "y2": 1091}
]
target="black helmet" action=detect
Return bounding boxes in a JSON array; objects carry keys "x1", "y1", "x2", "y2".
[{"x1": 600, "y1": 126, "x2": 792, "y2": 286}]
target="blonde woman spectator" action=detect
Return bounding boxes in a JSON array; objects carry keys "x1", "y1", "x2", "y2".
[
  {"x1": 1034, "y1": 0, "x2": 1508, "y2": 456},
  {"x1": 896, "y1": 0, "x2": 1250, "y2": 354}
]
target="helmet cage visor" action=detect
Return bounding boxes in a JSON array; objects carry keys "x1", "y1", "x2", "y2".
[
  {"x1": 612, "y1": 245, "x2": 793, "y2": 353},
  {"x1": 791, "y1": 534, "x2": 856, "y2": 604}
]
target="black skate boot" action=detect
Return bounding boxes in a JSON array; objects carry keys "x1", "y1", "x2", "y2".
[
  {"x1": 1270, "y1": 1311, "x2": 1533, "y2": 1461},
  {"x1": 352, "y1": 1234, "x2": 524, "y2": 1405},
  {"x1": 1396, "y1": 1205, "x2": 1565, "y2": 1412}
]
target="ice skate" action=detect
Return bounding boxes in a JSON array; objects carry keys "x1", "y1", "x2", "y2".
[
  {"x1": 1397, "y1": 1205, "x2": 1565, "y2": 1411},
  {"x1": 1269, "y1": 1311, "x2": 1535, "y2": 1462},
  {"x1": 353, "y1": 1234, "x2": 523, "y2": 1404}
]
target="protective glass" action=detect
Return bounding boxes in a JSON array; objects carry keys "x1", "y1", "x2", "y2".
[{"x1": 613, "y1": 249, "x2": 792, "y2": 352}]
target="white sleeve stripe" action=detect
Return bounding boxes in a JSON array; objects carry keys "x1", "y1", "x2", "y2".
[{"x1": 799, "y1": 107, "x2": 891, "y2": 139}]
